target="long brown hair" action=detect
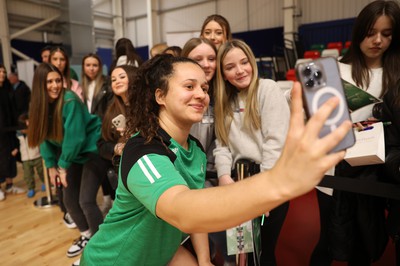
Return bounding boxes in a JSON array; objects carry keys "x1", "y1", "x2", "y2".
[
  {"x1": 28, "y1": 63, "x2": 65, "y2": 147},
  {"x1": 340, "y1": 0, "x2": 400, "y2": 98},
  {"x1": 49, "y1": 46, "x2": 72, "y2": 89},
  {"x1": 81, "y1": 53, "x2": 105, "y2": 102},
  {"x1": 200, "y1": 14, "x2": 232, "y2": 41},
  {"x1": 102, "y1": 65, "x2": 137, "y2": 142},
  {"x1": 110, "y1": 38, "x2": 143, "y2": 72}
]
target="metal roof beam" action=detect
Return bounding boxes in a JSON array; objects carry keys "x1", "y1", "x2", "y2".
[{"x1": 10, "y1": 14, "x2": 60, "y2": 39}]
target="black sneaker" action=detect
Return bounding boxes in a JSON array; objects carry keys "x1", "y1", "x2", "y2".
[
  {"x1": 67, "y1": 236, "x2": 90, "y2": 257},
  {"x1": 63, "y1": 213, "x2": 77, "y2": 229}
]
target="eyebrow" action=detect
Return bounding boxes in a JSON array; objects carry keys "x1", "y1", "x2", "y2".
[
  {"x1": 184, "y1": 78, "x2": 197, "y2": 83},
  {"x1": 183, "y1": 78, "x2": 208, "y2": 84}
]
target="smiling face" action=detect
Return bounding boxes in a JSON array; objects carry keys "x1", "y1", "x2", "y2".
[
  {"x1": 360, "y1": 15, "x2": 393, "y2": 68},
  {"x1": 111, "y1": 67, "x2": 129, "y2": 103},
  {"x1": 50, "y1": 51, "x2": 67, "y2": 73},
  {"x1": 83, "y1": 56, "x2": 100, "y2": 81},
  {"x1": 46, "y1": 71, "x2": 63, "y2": 102},
  {"x1": 156, "y1": 62, "x2": 210, "y2": 128},
  {"x1": 187, "y1": 43, "x2": 216, "y2": 82},
  {"x1": 222, "y1": 47, "x2": 253, "y2": 90},
  {"x1": 201, "y1": 20, "x2": 227, "y2": 49}
]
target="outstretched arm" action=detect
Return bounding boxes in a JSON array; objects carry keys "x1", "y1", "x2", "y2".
[{"x1": 156, "y1": 82, "x2": 351, "y2": 233}]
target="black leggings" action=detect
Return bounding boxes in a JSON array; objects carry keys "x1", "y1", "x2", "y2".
[{"x1": 63, "y1": 153, "x2": 104, "y2": 234}]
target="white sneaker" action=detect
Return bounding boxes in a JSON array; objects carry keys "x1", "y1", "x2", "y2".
[
  {"x1": 67, "y1": 236, "x2": 89, "y2": 257},
  {"x1": 5, "y1": 185, "x2": 25, "y2": 194},
  {"x1": 0, "y1": 189, "x2": 5, "y2": 201},
  {"x1": 72, "y1": 257, "x2": 80, "y2": 266}
]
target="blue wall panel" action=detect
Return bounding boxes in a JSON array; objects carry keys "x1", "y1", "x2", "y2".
[
  {"x1": 299, "y1": 18, "x2": 355, "y2": 51},
  {"x1": 233, "y1": 27, "x2": 285, "y2": 58}
]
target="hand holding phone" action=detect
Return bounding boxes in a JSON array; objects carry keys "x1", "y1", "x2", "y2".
[
  {"x1": 296, "y1": 57, "x2": 355, "y2": 152},
  {"x1": 111, "y1": 114, "x2": 126, "y2": 130}
]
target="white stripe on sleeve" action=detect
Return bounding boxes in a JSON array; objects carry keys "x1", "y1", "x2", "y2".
[
  {"x1": 143, "y1": 155, "x2": 162, "y2": 179},
  {"x1": 138, "y1": 159, "x2": 155, "y2": 184}
]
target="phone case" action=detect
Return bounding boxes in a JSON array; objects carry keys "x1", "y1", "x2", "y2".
[
  {"x1": 111, "y1": 114, "x2": 126, "y2": 129},
  {"x1": 296, "y1": 57, "x2": 355, "y2": 152}
]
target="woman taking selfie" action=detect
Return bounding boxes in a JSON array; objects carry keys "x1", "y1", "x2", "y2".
[{"x1": 80, "y1": 54, "x2": 351, "y2": 265}]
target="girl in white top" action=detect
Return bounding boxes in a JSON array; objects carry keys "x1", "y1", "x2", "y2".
[
  {"x1": 214, "y1": 39, "x2": 290, "y2": 265},
  {"x1": 339, "y1": 0, "x2": 400, "y2": 121},
  {"x1": 311, "y1": 1, "x2": 400, "y2": 265}
]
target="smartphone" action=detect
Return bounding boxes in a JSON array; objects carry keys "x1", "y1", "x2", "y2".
[
  {"x1": 111, "y1": 114, "x2": 126, "y2": 129},
  {"x1": 296, "y1": 57, "x2": 355, "y2": 152}
]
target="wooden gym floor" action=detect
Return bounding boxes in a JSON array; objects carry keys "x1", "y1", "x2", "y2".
[{"x1": 0, "y1": 164, "x2": 396, "y2": 265}]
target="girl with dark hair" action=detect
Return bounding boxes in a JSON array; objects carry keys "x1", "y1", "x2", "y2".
[
  {"x1": 49, "y1": 46, "x2": 83, "y2": 101},
  {"x1": 340, "y1": 0, "x2": 400, "y2": 102},
  {"x1": 28, "y1": 63, "x2": 104, "y2": 263},
  {"x1": 110, "y1": 37, "x2": 143, "y2": 71},
  {"x1": 49, "y1": 47, "x2": 83, "y2": 228},
  {"x1": 100, "y1": 65, "x2": 136, "y2": 142},
  {"x1": 311, "y1": 1, "x2": 400, "y2": 265},
  {"x1": 97, "y1": 65, "x2": 138, "y2": 192}
]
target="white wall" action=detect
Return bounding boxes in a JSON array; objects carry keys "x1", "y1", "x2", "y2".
[
  {"x1": 6, "y1": 0, "x2": 399, "y2": 50},
  {"x1": 124, "y1": 0, "x2": 148, "y2": 47},
  {"x1": 300, "y1": 0, "x2": 376, "y2": 24},
  {"x1": 123, "y1": 0, "x2": 381, "y2": 48}
]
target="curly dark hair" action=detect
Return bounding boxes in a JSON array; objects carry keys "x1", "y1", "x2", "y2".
[{"x1": 124, "y1": 54, "x2": 199, "y2": 143}]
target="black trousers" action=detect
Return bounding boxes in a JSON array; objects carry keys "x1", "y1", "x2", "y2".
[
  {"x1": 257, "y1": 201, "x2": 290, "y2": 266},
  {"x1": 309, "y1": 189, "x2": 334, "y2": 266}
]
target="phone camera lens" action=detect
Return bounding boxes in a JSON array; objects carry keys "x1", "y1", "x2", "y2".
[
  {"x1": 303, "y1": 66, "x2": 312, "y2": 77},
  {"x1": 305, "y1": 79, "x2": 314, "y2": 88},
  {"x1": 314, "y1": 70, "x2": 322, "y2": 80}
]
